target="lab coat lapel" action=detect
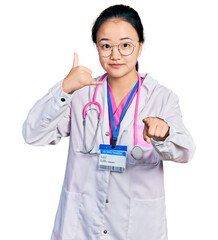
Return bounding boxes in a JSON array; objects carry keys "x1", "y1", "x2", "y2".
[
  {"x1": 137, "y1": 77, "x2": 149, "y2": 119},
  {"x1": 95, "y1": 76, "x2": 110, "y2": 145},
  {"x1": 118, "y1": 74, "x2": 148, "y2": 138}
]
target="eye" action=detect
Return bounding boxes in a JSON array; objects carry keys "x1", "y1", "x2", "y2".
[
  {"x1": 122, "y1": 43, "x2": 131, "y2": 48},
  {"x1": 102, "y1": 44, "x2": 111, "y2": 49}
]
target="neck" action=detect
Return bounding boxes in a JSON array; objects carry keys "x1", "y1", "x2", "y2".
[{"x1": 107, "y1": 69, "x2": 139, "y2": 107}]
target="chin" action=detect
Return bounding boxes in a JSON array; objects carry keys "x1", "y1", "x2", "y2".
[
  {"x1": 110, "y1": 69, "x2": 137, "y2": 80},
  {"x1": 105, "y1": 67, "x2": 129, "y2": 79},
  {"x1": 108, "y1": 71, "x2": 126, "y2": 79}
]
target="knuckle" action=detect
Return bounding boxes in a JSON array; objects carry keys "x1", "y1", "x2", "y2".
[
  {"x1": 160, "y1": 132, "x2": 166, "y2": 138},
  {"x1": 157, "y1": 124, "x2": 163, "y2": 130},
  {"x1": 147, "y1": 117, "x2": 152, "y2": 121},
  {"x1": 147, "y1": 130, "x2": 153, "y2": 137}
]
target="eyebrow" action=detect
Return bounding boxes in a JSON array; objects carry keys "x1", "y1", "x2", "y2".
[
  {"x1": 98, "y1": 38, "x2": 109, "y2": 43},
  {"x1": 120, "y1": 37, "x2": 133, "y2": 41},
  {"x1": 97, "y1": 37, "x2": 133, "y2": 43}
]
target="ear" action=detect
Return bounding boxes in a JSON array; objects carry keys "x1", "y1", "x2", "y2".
[{"x1": 138, "y1": 41, "x2": 144, "y2": 57}]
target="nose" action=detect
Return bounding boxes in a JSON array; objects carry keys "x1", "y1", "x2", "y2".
[{"x1": 110, "y1": 45, "x2": 121, "y2": 60}]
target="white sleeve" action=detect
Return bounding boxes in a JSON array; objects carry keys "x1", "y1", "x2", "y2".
[
  {"x1": 151, "y1": 92, "x2": 196, "y2": 163},
  {"x1": 22, "y1": 80, "x2": 72, "y2": 146}
]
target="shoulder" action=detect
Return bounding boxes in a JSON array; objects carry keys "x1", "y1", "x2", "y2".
[
  {"x1": 139, "y1": 73, "x2": 180, "y2": 114},
  {"x1": 140, "y1": 73, "x2": 178, "y2": 100}
]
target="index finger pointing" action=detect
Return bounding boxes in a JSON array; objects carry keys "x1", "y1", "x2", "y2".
[{"x1": 143, "y1": 123, "x2": 151, "y2": 144}]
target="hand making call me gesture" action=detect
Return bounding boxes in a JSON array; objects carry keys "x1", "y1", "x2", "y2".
[
  {"x1": 62, "y1": 53, "x2": 170, "y2": 144},
  {"x1": 62, "y1": 52, "x2": 103, "y2": 94}
]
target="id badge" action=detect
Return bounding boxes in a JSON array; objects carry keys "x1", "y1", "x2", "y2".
[{"x1": 98, "y1": 144, "x2": 127, "y2": 173}]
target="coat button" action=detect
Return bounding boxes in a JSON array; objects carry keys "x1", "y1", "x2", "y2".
[
  {"x1": 106, "y1": 199, "x2": 109, "y2": 203},
  {"x1": 61, "y1": 98, "x2": 66, "y2": 102},
  {"x1": 105, "y1": 132, "x2": 110, "y2": 136},
  {"x1": 104, "y1": 230, "x2": 107, "y2": 234}
]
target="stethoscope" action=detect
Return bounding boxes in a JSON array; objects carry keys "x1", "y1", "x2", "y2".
[{"x1": 81, "y1": 72, "x2": 144, "y2": 160}]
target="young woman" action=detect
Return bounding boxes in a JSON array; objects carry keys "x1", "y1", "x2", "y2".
[{"x1": 23, "y1": 4, "x2": 195, "y2": 240}]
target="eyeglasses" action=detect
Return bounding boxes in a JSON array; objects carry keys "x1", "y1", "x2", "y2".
[{"x1": 97, "y1": 42, "x2": 137, "y2": 57}]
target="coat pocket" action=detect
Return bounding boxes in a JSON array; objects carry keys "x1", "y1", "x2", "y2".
[
  {"x1": 53, "y1": 188, "x2": 81, "y2": 240},
  {"x1": 127, "y1": 197, "x2": 167, "y2": 240}
]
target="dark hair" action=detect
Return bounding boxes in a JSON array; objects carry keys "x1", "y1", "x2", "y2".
[{"x1": 92, "y1": 4, "x2": 144, "y2": 71}]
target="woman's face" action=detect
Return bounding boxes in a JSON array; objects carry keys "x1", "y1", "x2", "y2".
[{"x1": 96, "y1": 19, "x2": 143, "y2": 79}]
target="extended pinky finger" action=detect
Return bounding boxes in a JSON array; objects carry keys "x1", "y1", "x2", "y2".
[{"x1": 90, "y1": 80, "x2": 103, "y2": 85}]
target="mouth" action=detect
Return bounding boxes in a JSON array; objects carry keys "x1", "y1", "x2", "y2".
[{"x1": 109, "y1": 64, "x2": 123, "y2": 68}]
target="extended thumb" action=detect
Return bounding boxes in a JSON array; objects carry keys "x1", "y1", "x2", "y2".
[{"x1": 73, "y1": 52, "x2": 79, "y2": 67}]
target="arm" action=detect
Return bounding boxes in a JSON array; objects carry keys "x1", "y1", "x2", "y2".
[
  {"x1": 22, "y1": 53, "x2": 102, "y2": 146},
  {"x1": 22, "y1": 81, "x2": 72, "y2": 146},
  {"x1": 143, "y1": 92, "x2": 196, "y2": 163}
]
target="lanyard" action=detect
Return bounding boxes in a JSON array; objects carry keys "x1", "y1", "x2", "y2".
[{"x1": 107, "y1": 80, "x2": 139, "y2": 148}]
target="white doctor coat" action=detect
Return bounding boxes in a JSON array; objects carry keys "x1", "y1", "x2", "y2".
[{"x1": 23, "y1": 73, "x2": 195, "y2": 240}]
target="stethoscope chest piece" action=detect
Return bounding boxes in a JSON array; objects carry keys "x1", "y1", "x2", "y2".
[{"x1": 131, "y1": 145, "x2": 143, "y2": 160}]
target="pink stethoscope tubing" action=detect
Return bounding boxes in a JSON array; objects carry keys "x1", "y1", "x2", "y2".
[
  {"x1": 82, "y1": 73, "x2": 107, "y2": 119},
  {"x1": 82, "y1": 71, "x2": 142, "y2": 147}
]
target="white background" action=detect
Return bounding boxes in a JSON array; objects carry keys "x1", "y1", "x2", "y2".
[{"x1": 0, "y1": 0, "x2": 217, "y2": 239}]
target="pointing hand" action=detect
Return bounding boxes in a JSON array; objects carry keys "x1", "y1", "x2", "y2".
[{"x1": 143, "y1": 117, "x2": 170, "y2": 144}]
